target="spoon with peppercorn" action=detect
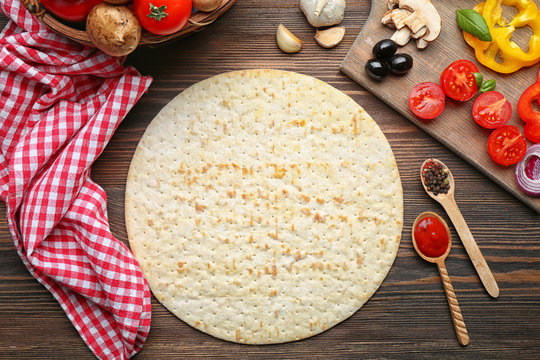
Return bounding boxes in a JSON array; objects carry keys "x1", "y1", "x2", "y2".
[{"x1": 420, "y1": 159, "x2": 499, "y2": 298}]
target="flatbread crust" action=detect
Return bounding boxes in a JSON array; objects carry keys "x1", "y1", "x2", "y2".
[{"x1": 125, "y1": 69, "x2": 403, "y2": 344}]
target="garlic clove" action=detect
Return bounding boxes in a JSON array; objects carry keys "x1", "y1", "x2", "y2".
[
  {"x1": 314, "y1": 26, "x2": 345, "y2": 48},
  {"x1": 276, "y1": 24, "x2": 303, "y2": 53}
]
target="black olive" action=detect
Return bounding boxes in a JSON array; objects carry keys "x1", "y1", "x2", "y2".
[
  {"x1": 387, "y1": 53, "x2": 413, "y2": 75},
  {"x1": 365, "y1": 59, "x2": 388, "y2": 81},
  {"x1": 372, "y1": 39, "x2": 398, "y2": 60}
]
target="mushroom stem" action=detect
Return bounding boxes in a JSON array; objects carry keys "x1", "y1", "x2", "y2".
[{"x1": 314, "y1": 0, "x2": 329, "y2": 17}]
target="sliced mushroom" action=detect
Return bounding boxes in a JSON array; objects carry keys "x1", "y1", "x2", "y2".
[
  {"x1": 411, "y1": 26, "x2": 427, "y2": 39},
  {"x1": 391, "y1": 27, "x2": 412, "y2": 46},
  {"x1": 398, "y1": 0, "x2": 441, "y2": 42},
  {"x1": 381, "y1": 10, "x2": 396, "y2": 28},
  {"x1": 381, "y1": 0, "x2": 441, "y2": 49},
  {"x1": 390, "y1": 8, "x2": 413, "y2": 30},
  {"x1": 387, "y1": 0, "x2": 399, "y2": 10},
  {"x1": 416, "y1": 37, "x2": 429, "y2": 49}
]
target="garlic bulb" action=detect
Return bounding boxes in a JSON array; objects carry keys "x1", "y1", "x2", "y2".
[{"x1": 300, "y1": 0, "x2": 346, "y2": 28}]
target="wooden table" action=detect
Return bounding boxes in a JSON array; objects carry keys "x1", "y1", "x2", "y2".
[{"x1": 1, "y1": 1, "x2": 539, "y2": 358}]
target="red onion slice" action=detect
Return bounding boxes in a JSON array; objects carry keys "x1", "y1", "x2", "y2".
[{"x1": 515, "y1": 144, "x2": 540, "y2": 197}]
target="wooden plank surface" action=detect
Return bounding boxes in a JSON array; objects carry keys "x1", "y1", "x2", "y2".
[
  {"x1": 341, "y1": 0, "x2": 540, "y2": 214},
  {"x1": 1, "y1": 1, "x2": 539, "y2": 359}
]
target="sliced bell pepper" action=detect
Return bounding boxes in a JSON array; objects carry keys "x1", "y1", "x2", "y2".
[
  {"x1": 518, "y1": 81, "x2": 540, "y2": 143},
  {"x1": 518, "y1": 81, "x2": 540, "y2": 123},
  {"x1": 463, "y1": 0, "x2": 540, "y2": 73},
  {"x1": 524, "y1": 121, "x2": 540, "y2": 143}
]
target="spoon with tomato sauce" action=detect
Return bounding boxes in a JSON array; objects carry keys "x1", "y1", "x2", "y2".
[
  {"x1": 412, "y1": 211, "x2": 470, "y2": 346},
  {"x1": 420, "y1": 158, "x2": 499, "y2": 299}
]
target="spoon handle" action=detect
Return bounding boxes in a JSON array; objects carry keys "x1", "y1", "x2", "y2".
[
  {"x1": 437, "y1": 261, "x2": 470, "y2": 346},
  {"x1": 440, "y1": 197, "x2": 500, "y2": 298}
]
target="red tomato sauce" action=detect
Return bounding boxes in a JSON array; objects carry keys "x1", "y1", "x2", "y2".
[{"x1": 414, "y1": 216, "x2": 449, "y2": 258}]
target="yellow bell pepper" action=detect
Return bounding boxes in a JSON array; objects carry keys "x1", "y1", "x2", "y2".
[{"x1": 463, "y1": 0, "x2": 540, "y2": 73}]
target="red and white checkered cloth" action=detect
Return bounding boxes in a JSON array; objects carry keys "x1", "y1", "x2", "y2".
[{"x1": 0, "y1": 1, "x2": 153, "y2": 358}]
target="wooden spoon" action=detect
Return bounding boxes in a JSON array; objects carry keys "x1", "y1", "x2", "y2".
[
  {"x1": 420, "y1": 159, "x2": 499, "y2": 298},
  {"x1": 412, "y1": 212, "x2": 470, "y2": 346}
]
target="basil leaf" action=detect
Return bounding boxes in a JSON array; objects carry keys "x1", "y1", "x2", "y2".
[
  {"x1": 479, "y1": 79, "x2": 496, "y2": 93},
  {"x1": 456, "y1": 9, "x2": 492, "y2": 42},
  {"x1": 473, "y1": 72, "x2": 483, "y2": 88}
]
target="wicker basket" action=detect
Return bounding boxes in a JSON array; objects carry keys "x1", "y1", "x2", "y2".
[{"x1": 21, "y1": 0, "x2": 237, "y2": 47}]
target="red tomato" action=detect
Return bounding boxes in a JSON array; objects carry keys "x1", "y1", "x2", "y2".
[
  {"x1": 487, "y1": 125, "x2": 527, "y2": 166},
  {"x1": 524, "y1": 121, "x2": 540, "y2": 143},
  {"x1": 40, "y1": 0, "x2": 103, "y2": 23},
  {"x1": 517, "y1": 81, "x2": 540, "y2": 124},
  {"x1": 440, "y1": 59, "x2": 479, "y2": 101},
  {"x1": 472, "y1": 91, "x2": 512, "y2": 129},
  {"x1": 408, "y1": 82, "x2": 445, "y2": 120},
  {"x1": 134, "y1": 0, "x2": 192, "y2": 35}
]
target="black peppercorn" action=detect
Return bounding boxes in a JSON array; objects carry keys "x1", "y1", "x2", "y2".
[{"x1": 422, "y1": 159, "x2": 450, "y2": 195}]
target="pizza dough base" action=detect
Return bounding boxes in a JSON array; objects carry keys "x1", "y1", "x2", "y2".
[{"x1": 125, "y1": 69, "x2": 403, "y2": 344}]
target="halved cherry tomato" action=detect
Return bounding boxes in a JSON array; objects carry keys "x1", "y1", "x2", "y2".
[
  {"x1": 440, "y1": 59, "x2": 479, "y2": 101},
  {"x1": 134, "y1": 0, "x2": 192, "y2": 36},
  {"x1": 40, "y1": 0, "x2": 103, "y2": 23},
  {"x1": 517, "y1": 81, "x2": 540, "y2": 124},
  {"x1": 408, "y1": 82, "x2": 446, "y2": 120},
  {"x1": 524, "y1": 121, "x2": 540, "y2": 143},
  {"x1": 487, "y1": 125, "x2": 527, "y2": 166},
  {"x1": 472, "y1": 91, "x2": 512, "y2": 129}
]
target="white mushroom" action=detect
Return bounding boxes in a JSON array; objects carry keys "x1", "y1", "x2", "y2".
[
  {"x1": 390, "y1": 27, "x2": 412, "y2": 46},
  {"x1": 389, "y1": 8, "x2": 412, "y2": 30},
  {"x1": 396, "y1": 0, "x2": 441, "y2": 42},
  {"x1": 86, "y1": 3, "x2": 141, "y2": 57},
  {"x1": 411, "y1": 26, "x2": 427, "y2": 39},
  {"x1": 300, "y1": 0, "x2": 346, "y2": 28},
  {"x1": 387, "y1": 0, "x2": 399, "y2": 10},
  {"x1": 381, "y1": 10, "x2": 395, "y2": 28},
  {"x1": 380, "y1": 0, "x2": 441, "y2": 49},
  {"x1": 416, "y1": 37, "x2": 429, "y2": 49}
]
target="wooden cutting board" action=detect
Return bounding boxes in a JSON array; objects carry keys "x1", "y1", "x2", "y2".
[{"x1": 341, "y1": 0, "x2": 540, "y2": 214}]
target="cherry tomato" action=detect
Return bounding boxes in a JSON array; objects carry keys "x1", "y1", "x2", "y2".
[
  {"x1": 524, "y1": 121, "x2": 540, "y2": 143},
  {"x1": 472, "y1": 91, "x2": 512, "y2": 129},
  {"x1": 134, "y1": 0, "x2": 192, "y2": 35},
  {"x1": 408, "y1": 82, "x2": 445, "y2": 120},
  {"x1": 487, "y1": 125, "x2": 527, "y2": 166},
  {"x1": 440, "y1": 59, "x2": 479, "y2": 101},
  {"x1": 517, "y1": 81, "x2": 540, "y2": 124},
  {"x1": 40, "y1": 0, "x2": 103, "y2": 23}
]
